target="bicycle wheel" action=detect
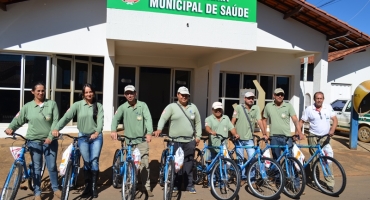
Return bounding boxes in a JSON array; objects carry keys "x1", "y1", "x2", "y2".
[
  {"x1": 121, "y1": 160, "x2": 136, "y2": 200},
  {"x1": 247, "y1": 157, "x2": 285, "y2": 200},
  {"x1": 312, "y1": 156, "x2": 346, "y2": 196},
  {"x1": 1, "y1": 162, "x2": 23, "y2": 200},
  {"x1": 281, "y1": 157, "x2": 306, "y2": 199},
  {"x1": 61, "y1": 161, "x2": 73, "y2": 200},
  {"x1": 112, "y1": 149, "x2": 122, "y2": 188},
  {"x1": 28, "y1": 158, "x2": 46, "y2": 192},
  {"x1": 210, "y1": 158, "x2": 241, "y2": 200},
  {"x1": 193, "y1": 148, "x2": 203, "y2": 184},
  {"x1": 71, "y1": 152, "x2": 80, "y2": 188},
  {"x1": 159, "y1": 149, "x2": 168, "y2": 187},
  {"x1": 163, "y1": 159, "x2": 175, "y2": 200}
]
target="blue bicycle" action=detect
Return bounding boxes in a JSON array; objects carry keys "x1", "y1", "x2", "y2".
[
  {"x1": 192, "y1": 134, "x2": 241, "y2": 200},
  {"x1": 228, "y1": 135, "x2": 285, "y2": 200},
  {"x1": 112, "y1": 135, "x2": 143, "y2": 200},
  {"x1": 297, "y1": 134, "x2": 346, "y2": 196},
  {"x1": 262, "y1": 135, "x2": 306, "y2": 199},
  {"x1": 1, "y1": 133, "x2": 46, "y2": 200},
  {"x1": 59, "y1": 133, "x2": 86, "y2": 200}
]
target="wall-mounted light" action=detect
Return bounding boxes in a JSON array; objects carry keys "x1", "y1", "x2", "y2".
[
  {"x1": 176, "y1": 80, "x2": 186, "y2": 85},
  {"x1": 121, "y1": 78, "x2": 132, "y2": 83}
]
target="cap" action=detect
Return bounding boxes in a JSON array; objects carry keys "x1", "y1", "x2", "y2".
[
  {"x1": 124, "y1": 85, "x2": 136, "y2": 92},
  {"x1": 245, "y1": 92, "x2": 255, "y2": 98},
  {"x1": 274, "y1": 88, "x2": 285, "y2": 94},
  {"x1": 212, "y1": 102, "x2": 223, "y2": 110},
  {"x1": 177, "y1": 86, "x2": 190, "y2": 95}
]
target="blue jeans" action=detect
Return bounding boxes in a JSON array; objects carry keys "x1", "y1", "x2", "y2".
[
  {"x1": 270, "y1": 136, "x2": 292, "y2": 160},
  {"x1": 28, "y1": 139, "x2": 59, "y2": 196},
  {"x1": 235, "y1": 140, "x2": 255, "y2": 180},
  {"x1": 78, "y1": 133, "x2": 103, "y2": 171}
]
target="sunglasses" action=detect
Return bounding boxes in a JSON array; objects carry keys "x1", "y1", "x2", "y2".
[
  {"x1": 318, "y1": 111, "x2": 322, "y2": 119},
  {"x1": 275, "y1": 93, "x2": 284, "y2": 97},
  {"x1": 245, "y1": 97, "x2": 255, "y2": 100}
]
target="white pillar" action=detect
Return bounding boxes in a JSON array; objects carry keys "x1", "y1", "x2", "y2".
[
  {"x1": 207, "y1": 63, "x2": 220, "y2": 115},
  {"x1": 103, "y1": 40, "x2": 115, "y2": 131},
  {"x1": 193, "y1": 65, "x2": 208, "y2": 123},
  {"x1": 313, "y1": 43, "x2": 329, "y2": 99}
]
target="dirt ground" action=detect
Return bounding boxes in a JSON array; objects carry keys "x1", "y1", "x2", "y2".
[{"x1": 1, "y1": 130, "x2": 369, "y2": 194}]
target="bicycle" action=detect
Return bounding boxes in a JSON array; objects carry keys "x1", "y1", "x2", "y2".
[
  {"x1": 297, "y1": 134, "x2": 346, "y2": 196},
  {"x1": 59, "y1": 133, "x2": 86, "y2": 200},
  {"x1": 262, "y1": 135, "x2": 306, "y2": 199},
  {"x1": 228, "y1": 135, "x2": 285, "y2": 200},
  {"x1": 112, "y1": 135, "x2": 144, "y2": 200},
  {"x1": 192, "y1": 134, "x2": 241, "y2": 200},
  {"x1": 28, "y1": 158, "x2": 46, "y2": 192},
  {"x1": 1, "y1": 133, "x2": 46, "y2": 200}
]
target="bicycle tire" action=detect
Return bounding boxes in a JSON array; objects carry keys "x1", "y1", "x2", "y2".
[
  {"x1": 312, "y1": 156, "x2": 346, "y2": 196},
  {"x1": 281, "y1": 157, "x2": 306, "y2": 199},
  {"x1": 121, "y1": 160, "x2": 136, "y2": 200},
  {"x1": 163, "y1": 159, "x2": 175, "y2": 200},
  {"x1": 112, "y1": 149, "x2": 122, "y2": 188},
  {"x1": 1, "y1": 162, "x2": 23, "y2": 200},
  {"x1": 210, "y1": 158, "x2": 241, "y2": 200},
  {"x1": 159, "y1": 149, "x2": 168, "y2": 187},
  {"x1": 71, "y1": 152, "x2": 80, "y2": 188},
  {"x1": 247, "y1": 157, "x2": 285, "y2": 200},
  {"x1": 28, "y1": 159, "x2": 46, "y2": 192},
  {"x1": 61, "y1": 161, "x2": 73, "y2": 200},
  {"x1": 193, "y1": 148, "x2": 203, "y2": 184}
]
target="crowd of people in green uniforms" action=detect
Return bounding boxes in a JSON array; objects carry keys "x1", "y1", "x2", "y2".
[{"x1": 5, "y1": 80, "x2": 311, "y2": 199}]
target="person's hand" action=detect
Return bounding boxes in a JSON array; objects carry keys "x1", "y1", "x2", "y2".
[
  {"x1": 146, "y1": 134, "x2": 152, "y2": 143},
  {"x1": 5, "y1": 128, "x2": 13, "y2": 135},
  {"x1": 262, "y1": 134, "x2": 269, "y2": 140},
  {"x1": 329, "y1": 130, "x2": 335, "y2": 137},
  {"x1": 52, "y1": 130, "x2": 59, "y2": 137},
  {"x1": 90, "y1": 132, "x2": 99, "y2": 140},
  {"x1": 153, "y1": 130, "x2": 162, "y2": 137},
  {"x1": 195, "y1": 138, "x2": 200, "y2": 146},
  {"x1": 44, "y1": 138, "x2": 52, "y2": 144},
  {"x1": 233, "y1": 134, "x2": 240, "y2": 140},
  {"x1": 295, "y1": 131, "x2": 305, "y2": 140},
  {"x1": 211, "y1": 131, "x2": 217, "y2": 136},
  {"x1": 111, "y1": 131, "x2": 118, "y2": 140}
]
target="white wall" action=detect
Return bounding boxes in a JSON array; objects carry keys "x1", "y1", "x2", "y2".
[
  {"x1": 328, "y1": 47, "x2": 370, "y2": 102},
  {"x1": 0, "y1": 0, "x2": 107, "y2": 56}
]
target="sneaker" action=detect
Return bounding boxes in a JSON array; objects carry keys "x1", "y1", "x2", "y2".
[
  {"x1": 146, "y1": 190, "x2": 154, "y2": 197},
  {"x1": 189, "y1": 187, "x2": 196, "y2": 194},
  {"x1": 54, "y1": 190, "x2": 62, "y2": 199},
  {"x1": 327, "y1": 186, "x2": 334, "y2": 192},
  {"x1": 251, "y1": 182, "x2": 258, "y2": 189},
  {"x1": 34, "y1": 196, "x2": 41, "y2": 200},
  {"x1": 172, "y1": 187, "x2": 178, "y2": 193}
]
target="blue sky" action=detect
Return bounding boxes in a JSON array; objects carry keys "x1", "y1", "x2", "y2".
[{"x1": 306, "y1": 0, "x2": 370, "y2": 35}]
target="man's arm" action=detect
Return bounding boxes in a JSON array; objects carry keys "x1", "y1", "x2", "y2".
[
  {"x1": 257, "y1": 119, "x2": 268, "y2": 138},
  {"x1": 231, "y1": 117, "x2": 237, "y2": 126},
  {"x1": 292, "y1": 115, "x2": 305, "y2": 139},
  {"x1": 329, "y1": 116, "x2": 338, "y2": 136}
]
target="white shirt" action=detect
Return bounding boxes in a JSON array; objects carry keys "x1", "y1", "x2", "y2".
[{"x1": 301, "y1": 104, "x2": 336, "y2": 136}]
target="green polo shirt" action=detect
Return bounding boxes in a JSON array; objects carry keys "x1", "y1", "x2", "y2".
[
  {"x1": 8, "y1": 99, "x2": 59, "y2": 140},
  {"x1": 55, "y1": 100, "x2": 104, "y2": 134},
  {"x1": 111, "y1": 100, "x2": 153, "y2": 145},
  {"x1": 263, "y1": 101, "x2": 296, "y2": 136},
  {"x1": 205, "y1": 114, "x2": 234, "y2": 150},
  {"x1": 232, "y1": 104, "x2": 261, "y2": 140},
  {"x1": 157, "y1": 102, "x2": 202, "y2": 143}
]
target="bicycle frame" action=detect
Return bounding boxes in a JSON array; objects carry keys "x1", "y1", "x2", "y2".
[{"x1": 296, "y1": 143, "x2": 325, "y2": 169}]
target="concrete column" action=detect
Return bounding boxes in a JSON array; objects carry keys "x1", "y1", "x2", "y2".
[
  {"x1": 313, "y1": 43, "x2": 329, "y2": 99},
  {"x1": 103, "y1": 40, "x2": 115, "y2": 131},
  {"x1": 207, "y1": 63, "x2": 221, "y2": 115},
  {"x1": 193, "y1": 65, "x2": 208, "y2": 124}
]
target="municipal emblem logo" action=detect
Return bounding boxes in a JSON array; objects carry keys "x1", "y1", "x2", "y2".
[{"x1": 123, "y1": 0, "x2": 139, "y2": 5}]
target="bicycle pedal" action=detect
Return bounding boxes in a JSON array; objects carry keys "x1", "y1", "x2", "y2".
[{"x1": 20, "y1": 186, "x2": 28, "y2": 190}]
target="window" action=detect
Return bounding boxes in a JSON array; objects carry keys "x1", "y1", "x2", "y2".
[
  {"x1": 300, "y1": 63, "x2": 314, "y2": 81},
  {"x1": 225, "y1": 74, "x2": 240, "y2": 98},
  {"x1": 345, "y1": 101, "x2": 352, "y2": 112},
  {"x1": 276, "y1": 76, "x2": 290, "y2": 98},
  {"x1": 56, "y1": 59, "x2": 72, "y2": 89},
  {"x1": 331, "y1": 100, "x2": 347, "y2": 111},
  {"x1": 260, "y1": 75, "x2": 273, "y2": 99},
  {"x1": 0, "y1": 54, "x2": 21, "y2": 88}
]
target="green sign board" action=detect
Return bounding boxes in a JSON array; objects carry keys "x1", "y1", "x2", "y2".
[{"x1": 107, "y1": 0, "x2": 256, "y2": 22}]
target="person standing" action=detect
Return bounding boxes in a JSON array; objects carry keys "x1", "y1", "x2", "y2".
[
  {"x1": 52, "y1": 83, "x2": 104, "y2": 198},
  {"x1": 5, "y1": 82, "x2": 61, "y2": 200},
  {"x1": 153, "y1": 86, "x2": 201, "y2": 194},
  {"x1": 299, "y1": 91, "x2": 337, "y2": 191},
  {"x1": 231, "y1": 92, "x2": 266, "y2": 186},
  {"x1": 205, "y1": 102, "x2": 239, "y2": 188},
  {"x1": 111, "y1": 85, "x2": 154, "y2": 197}
]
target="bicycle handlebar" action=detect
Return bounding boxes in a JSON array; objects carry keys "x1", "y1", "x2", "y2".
[
  {"x1": 117, "y1": 135, "x2": 145, "y2": 142},
  {"x1": 5, "y1": 133, "x2": 27, "y2": 141},
  {"x1": 160, "y1": 134, "x2": 193, "y2": 141},
  {"x1": 59, "y1": 133, "x2": 89, "y2": 140}
]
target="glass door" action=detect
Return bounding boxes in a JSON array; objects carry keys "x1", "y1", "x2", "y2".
[{"x1": 171, "y1": 69, "x2": 191, "y2": 103}]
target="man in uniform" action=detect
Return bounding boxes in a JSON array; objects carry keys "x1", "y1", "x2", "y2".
[
  {"x1": 205, "y1": 102, "x2": 239, "y2": 188},
  {"x1": 231, "y1": 92, "x2": 266, "y2": 185},
  {"x1": 111, "y1": 85, "x2": 154, "y2": 197},
  {"x1": 299, "y1": 91, "x2": 337, "y2": 191},
  {"x1": 153, "y1": 86, "x2": 201, "y2": 194}
]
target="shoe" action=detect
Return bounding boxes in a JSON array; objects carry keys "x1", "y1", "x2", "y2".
[
  {"x1": 189, "y1": 188, "x2": 196, "y2": 194},
  {"x1": 146, "y1": 190, "x2": 154, "y2": 197},
  {"x1": 251, "y1": 182, "x2": 258, "y2": 189},
  {"x1": 91, "y1": 170, "x2": 99, "y2": 198},
  {"x1": 327, "y1": 186, "x2": 334, "y2": 192},
  {"x1": 240, "y1": 179, "x2": 247, "y2": 186},
  {"x1": 82, "y1": 170, "x2": 92, "y2": 195},
  {"x1": 172, "y1": 187, "x2": 178, "y2": 193},
  {"x1": 34, "y1": 196, "x2": 41, "y2": 200},
  {"x1": 54, "y1": 190, "x2": 62, "y2": 199}
]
